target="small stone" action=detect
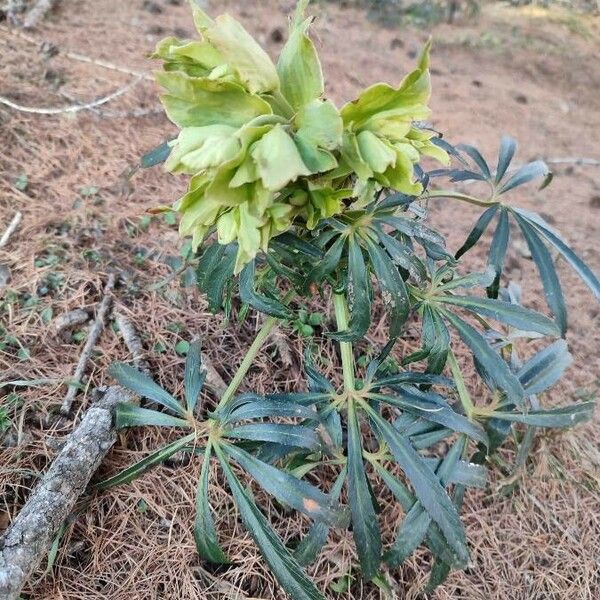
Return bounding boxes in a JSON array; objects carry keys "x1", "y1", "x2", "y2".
[
  {"x1": 390, "y1": 37, "x2": 404, "y2": 49},
  {"x1": 590, "y1": 195, "x2": 600, "y2": 209},
  {"x1": 515, "y1": 94, "x2": 528, "y2": 104},
  {"x1": 147, "y1": 25, "x2": 165, "y2": 35},
  {"x1": 472, "y1": 79, "x2": 483, "y2": 87},
  {"x1": 142, "y1": 1, "x2": 162, "y2": 14},
  {"x1": 0, "y1": 264, "x2": 11, "y2": 290},
  {"x1": 270, "y1": 27, "x2": 284, "y2": 43}
]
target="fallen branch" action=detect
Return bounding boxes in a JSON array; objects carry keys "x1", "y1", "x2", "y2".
[
  {"x1": 61, "y1": 273, "x2": 116, "y2": 415},
  {"x1": 0, "y1": 385, "x2": 134, "y2": 600},
  {"x1": 22, "y1": 0, "x2": 56, "y2": 29},
  {"x1": 0, "y1": 212, "x2": 23, "y2": 249}
]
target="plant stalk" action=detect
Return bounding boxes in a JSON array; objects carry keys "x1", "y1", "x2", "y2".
[
  {"x1": 425, "y1": 190, "x2": 497, "y2": 207},
  {"x1": 447, "y1": 350, "x2": 475, "y2": 420},
  {"x1": 333, "y1": 292, "x2": 355, "y2": 392},
  {"x1": 217, "y1": 315, "x2": 280, "y2": 408}
]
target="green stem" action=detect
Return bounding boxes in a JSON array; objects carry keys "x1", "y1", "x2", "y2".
[
  {"x1": 217, "y1": 315, "x2": 280, "y2": 408},
  {"x1": 447, "y1": 350, "x2": 475, "y2": 420},
  {"x1": 425, "y1": 190, "x2": 497, "y2": 207},
  {"x1": 333, "y1": 292, "x2": 355, "y2": 392}
]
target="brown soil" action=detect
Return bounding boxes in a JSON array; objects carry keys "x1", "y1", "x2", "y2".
[{"x1": 1, "y1": 1, "x2": 599, "y2": 599}]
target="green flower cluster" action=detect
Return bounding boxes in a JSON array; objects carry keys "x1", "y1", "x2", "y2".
[{"x1": 154, "y1": 0, "x2": 448, "y2": 272}]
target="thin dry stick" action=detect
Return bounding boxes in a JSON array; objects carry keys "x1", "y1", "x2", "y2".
[
  {"x1": 0, "y1": 385, "x2": 135, "y2": 600},
  {"x1": 0, "y1": 75, "x2": 144, "y2": 115},
  {"x1": 22, "y1": 0, "x2": 56, "y2": 29},
  {"x1": 0, "y1": 26, "x2": 153, "y2": 80},
  {"x1": 0, "y1": 212, "x2": 23, "y2": 249},
  {"x1": 61, "y1": 273, "x2": 116, "y2": 415},
  {"x1": 114, "y1": 310, "x2": 149, "y2": 374}
]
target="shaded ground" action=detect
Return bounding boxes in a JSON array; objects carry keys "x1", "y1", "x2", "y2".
[{"x1": 1, "y1": 1, "x2": 599, "y2": 599}]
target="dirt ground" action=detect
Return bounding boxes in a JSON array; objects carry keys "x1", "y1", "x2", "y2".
[{"x1": 1, "y1": 1, "x2": 599, "y2": 599}]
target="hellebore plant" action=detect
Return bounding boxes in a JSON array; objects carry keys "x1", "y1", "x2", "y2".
[{"x1": 104, "y1": 1, "x2": 600, "y2": 598}]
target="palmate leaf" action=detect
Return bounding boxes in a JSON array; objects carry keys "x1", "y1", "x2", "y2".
[
  {"x1": 223, "y1": 444, "x2": 349, "y2": 528},
  {"x1": 215, "y1": 446, "x2": 324, "y2": 600},
  {"x1": 437, "y1": 295, "x2": 560, "y2": 337},
  {"x1": 347, "y1": 401, "x2": 381, "y2": 580},
  {"x1": 385, "y1": 437, "x2": 465, "y2": 567},
  {"x1": 195, "y1": 443, "x2": 229, "y2": 563},
  {"x1": 109, "y1": 362, "x2": 185, "y2": 416},
  {"x1": 225, "y1": 398, "x2": 319, "y2": 422},
  {"x1": 96, "y1": 433, "x2": 196, "y2": 490},
  {"x1": 495, "y1": 135, "x2": 516, "y2": 183},
  {"x1": 366, "y1": 408, "x2": 469, "y2": 565}
]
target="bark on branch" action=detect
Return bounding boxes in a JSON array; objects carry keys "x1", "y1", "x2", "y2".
[{"x1": 0, "y1": 386, "x2": 133, "y2": 600}]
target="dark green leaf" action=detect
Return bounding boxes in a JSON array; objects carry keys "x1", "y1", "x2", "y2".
[
  {"x1": 457, "y1": 143, "x2": 491, "y2": 179},
  {"x1": 216, "y1": 447, "x2": 324, "y2": 600},
  {"x1": 499, "y1": 160, "x2": 550, "y2": 194},
  {"x1": 371, "y1": 390, "x2": 487, "y2": 445},
  {"x1": 96, "y1": 433, "x2": 196, "y2": 490},
  {"x1": 386, "y1": 437, "x2": 465, "y2": 566},
  {"x1": 377, "y1": 230, "x2": 427, "y2": 282},
  {"x1": 225, "y1": 423, "x2": 321, "y2": 450},
  {"x1": 226, "y1": 398, "x2": 319, "y2": 422},
  {"x1": 495, "y1": 135, "x2": 517, "y2": 183},
  {"x1": 275, "y1": 232, "x2": 324, "y2": 258},
  {"x1": 455, "y1": 205, "x2": 499, "y2": 260},
  {"x1": 294, "y1": 468, "x2": 347, "y2": 566},
  {"x1": 438, "y1": 295, "x2": 560, "y2": 337},
  {"x1": 442, "y1": 309, "x2": 524, "y2": 405},
  {"x1": 517, "y1": 339, "x2": 572, "y2": 395},
  {"x1": 223, "y1": 444, "x2": 349, "y2": 528},
  {"x1": 195, "y1": 444, "x2": 229, "y2": 563},
  {"x1": 515, "y1": 215, "x2": 567, "y2": 336},
  {"x1": 185, "y1": 339, "x2": 205, "y2": 413},
  {"x1": 491, "y1": 402, "x2": 595, "y2": 428},
  {"x1": 487, "y1": 208, "x2": 510, "y2": 298},
  {"x1": 329, "y1": 237, "x2": 370, "y2": 342},
  {"x1": 365, "y1": 238, "x2": 410, "y2": 338},
  {"x1": 306, "y1": 235, "x2": 346, "y2": 285},
  {"x1": 515, "y1": 209, "x2": 600, "y2": 300},
  {"x1": 240, "y1": 261, "x2": 290, "y2": 319},
  {"x1": 347, "y1": 401, "x2": 381, "y2": 580},
  {"x1": 372, "y1": 462, "x2": 460, "y2": 568},
  {"x1": 109, "y1": 362, "x2": 185, "y2": 416},
  {"x1": 140, "y1": 140, "x2": 172, "y2": 168},
  {"x1": 422, "y1": 304, "x2": 451, "y2": 374},
  {"x1": 367, "y1": 409, "x2": 468, "y2": 565},
  {"x1": 115, "y1": 404, "x2": 190, "y2": 429}
]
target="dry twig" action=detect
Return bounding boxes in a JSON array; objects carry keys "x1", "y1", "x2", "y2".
[
  {"x1": 0, "y1": 212, "x2": 23, "y2": 249},
  {"x1": 0, "y1": 75, "x2": 144, "y2": 116},
  {"x1": 60, "y1": 273, "x2": 116, "y2": 415},
  {"x1": 114, "y1": 310, "x2": 149, "y2": 374}
]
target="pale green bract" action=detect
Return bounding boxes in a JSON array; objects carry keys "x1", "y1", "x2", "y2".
[{"x1": 154, "y1": 0, "x2": 448, "y2": 272}]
